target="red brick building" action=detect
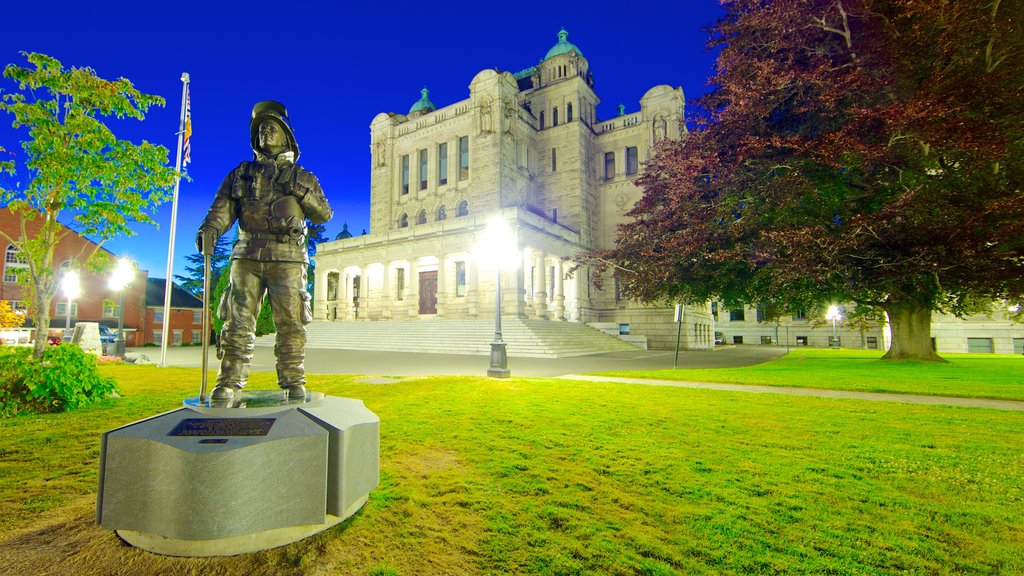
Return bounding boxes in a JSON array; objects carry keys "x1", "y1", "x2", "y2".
[
  {"x1": 142, "y1": 278, "x2": 206, "y2": 346},
  {"x1": 1, "y1": 206, "x2": 148, "y2": 345}
]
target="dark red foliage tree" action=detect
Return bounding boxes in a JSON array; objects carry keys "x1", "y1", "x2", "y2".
[{"x1": 586, "y1": 0, "x2": 1024, "y2": 361}]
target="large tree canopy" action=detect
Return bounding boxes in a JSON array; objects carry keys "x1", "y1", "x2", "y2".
[
  {"x1": 588, "y1": 0, "x2": 1024, "y2": 360},
  {"x1": 0, "y1": 53, "x2": 176, "y2": 358}
]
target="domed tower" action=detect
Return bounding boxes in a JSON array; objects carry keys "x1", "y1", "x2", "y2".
[
  {"x1": 408, "y1": 87, "x2": 436, "y2": 118},
  {"x1": 536, "y1": 28, "x2": 591, "y2": 89}
]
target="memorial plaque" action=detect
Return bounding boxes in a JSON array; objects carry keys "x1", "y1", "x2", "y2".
[{"x1": 168, "y1": 418, "x2": 275, "y2": 437}]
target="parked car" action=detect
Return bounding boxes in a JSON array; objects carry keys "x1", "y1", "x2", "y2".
[
  {"x1": 714, "y1": 331, "x2": 726, "y2": 345},
  {"x1": 98, "y1": 325, "x2": 117, "y2": 344},
  {"x1": 47, "y1": 334, "x2": 63, "y2": 346}
]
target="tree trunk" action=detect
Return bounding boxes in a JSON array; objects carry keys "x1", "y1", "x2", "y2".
[
  {"x1": 32, "y1": 286, "x2": 51, "y2": 359},
  {"x1": 880, "y1": 301, "x2": 945, "y2": 362}
]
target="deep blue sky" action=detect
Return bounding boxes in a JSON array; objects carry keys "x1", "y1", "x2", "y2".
[{"x1": 1, "y1": 1, "x2": 724, "y2": 280}]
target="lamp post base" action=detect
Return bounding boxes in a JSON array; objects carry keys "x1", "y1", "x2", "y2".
[{"x1": 487, "y1": 340, "x2": 510, "y2": 378}]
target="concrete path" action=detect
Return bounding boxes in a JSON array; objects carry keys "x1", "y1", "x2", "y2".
[
  {"x1": 559, "y1": 374, "x2": 1024, "y2": 411},
  {"x1": 134, "y1": 344, "x2": 787, "y2": 377},
  {"x1": 132, "y1": 345, "x2": 1022, "y2": 411}
]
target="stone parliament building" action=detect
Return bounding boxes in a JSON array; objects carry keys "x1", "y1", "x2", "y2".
[
  {"x1": 313, "y1": 29, "x2": 711, "y2": 351},
  {"x1": 312, "y1": 30, "x2": 1022, "y2": 355}
]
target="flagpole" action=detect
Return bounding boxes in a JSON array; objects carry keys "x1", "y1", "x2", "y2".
[{"x1": 159, "y1": 72, "x2": 190, "y2": 368}]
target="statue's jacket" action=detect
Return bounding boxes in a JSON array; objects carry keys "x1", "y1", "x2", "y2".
[{"x1": 201, "y1": 159, "x2": 332, "y2": 263}]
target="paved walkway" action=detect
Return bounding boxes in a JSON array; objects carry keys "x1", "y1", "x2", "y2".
[
  {"x1": 559, "y1": 374, "x2": 1024, "y2": 411},
  {"x1": 132, "y1": 345, "x2": 1023, "y2": 411},
  {"x1": 134, "y1": 344, "x2": 787, "y2": 377}
]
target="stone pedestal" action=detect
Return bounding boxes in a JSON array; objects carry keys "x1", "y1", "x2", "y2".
[{"x1": 97, "y1": 390, "x2": 379, "y2": 557}]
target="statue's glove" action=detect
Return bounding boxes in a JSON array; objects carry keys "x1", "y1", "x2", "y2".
[{"x1": 196, "y1": 226, "x2": 220, "y2": 256}]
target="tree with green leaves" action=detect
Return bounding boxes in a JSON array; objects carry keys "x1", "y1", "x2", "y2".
[
  {"x1": 585, "y1": 0, "x2": 1023, "y2": 361},
  {"x1": 175, "y1": 234, "x2": 232, "y2": 296},
  {"x1": 0, "y1": 53, "x2": 176, "y2": 358}
]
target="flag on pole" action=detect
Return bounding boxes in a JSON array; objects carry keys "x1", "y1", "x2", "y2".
[{"x1": 182, "y1": 85, "x2": 192, "y2": 167}]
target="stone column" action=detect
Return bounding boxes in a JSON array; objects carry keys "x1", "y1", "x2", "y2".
[
  {"x1": 408, "y1": 258, "x2": 419, "y2": 319},
  {"x1": 532, "y1": 251, "x2": 548, "y2": 319},
  {"x1": 436, "y1": 255, "x2": 447, "y2": 318},
  {"x1": 512, "y1": 255, "x2": 526, "y2": 318},
  {"x1": 357, "y1": 264, "x2": 370, "y2": 320},
  {"x1": 553, "y1": 257, "x2": 565, "y2": 321},
  {"x1": 313, "y1": 271, "x2": 328, "y2": 320},
  {"x1": 382, "y1": 262, "x2": 392, "y2": 320},
  {"x1": 344, "y1": 272, "x2": 356, "y2": 321}
]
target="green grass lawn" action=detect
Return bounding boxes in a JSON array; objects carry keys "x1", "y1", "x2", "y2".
[
  {"x1": 1, "y1": 365, "x2": 1022, "y2": 575},
  {"x1": 592, "y1": 348, "x2": 1024, "y2": 401}
]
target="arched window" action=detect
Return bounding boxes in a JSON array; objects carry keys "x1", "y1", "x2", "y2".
[
  {"x1": 456, "y1": 200, "x2": 469, "y2": 217},
  {"x1": 4, "y1": 244, "x2": 28, "y2": 283},
  {"x1": 416, "y1": 209, "x2": 427, "y2": 225},
  {"x1": 567, "y1": 103, "x2": 573, "y2": 123},
  {"x1": 436, "y1": 205, "x2": 447, "y2": 221},
  {"x1": 539, "y1": 111, "x2": 545, "y2": 130},
  {"x1": 553, "y1": 107, "x2": 559, "y2": 127},
  {"x1": 398, "y1": 213, "x2": 408, "y2": 228}
]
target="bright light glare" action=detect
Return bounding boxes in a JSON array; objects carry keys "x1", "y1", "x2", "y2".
[
  {"x1": 476, "y1": 217, "x2": 519, "y2": 268},
  {"x1": 825, "y1": 305, "x2": 842, "y2": 321},
  {"x1": 62, "y1": 270, "x2": 81, "y2": 299},
  {"x1": 108, "y1": 258, "x2": 136, "y2": 291},
  {"x1": 1010, "y1": 304, "x2": 1021, "y2": 313}
]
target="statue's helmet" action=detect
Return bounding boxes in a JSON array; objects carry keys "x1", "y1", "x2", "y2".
[{"x1": 250, "y1": 100, "x2": 300, "y2": 160}]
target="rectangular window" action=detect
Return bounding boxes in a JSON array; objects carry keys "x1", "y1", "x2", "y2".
[
  {"x1": 10, "y1": 300, "x2": 26, "y2": 312},
  {"x1": 192, "y1": 330, "x2": 201, "y2": 344},
  {"x1": 193, "y1": 310, "x2": 202, "y2": 323},
  {"x1": 438, "y1": 142, "x2": 448, "y2": 185},
  {"x1": 796, "y1": 336, "x2": 808, "y2": 346},
  {"x1": 418, "y1": 148, "x2": 428, "y2": 190},
  {"x1": 103, "y1": 302, "x2": 121, "y2": 318},
  {"x1": 756, "y1": 308, "x2": 765, "y2": 323},
  {"x1": 396, "y1": 268, "x2": 405, "y2": 301},
  {"x1": 604, "y1": 152, "x2": 615, "y2": 179},
  {"x1": 401, "y1": 154, "x2": 410, "y2": 195},
  {"x1": 551, "y1": 147, "x2": 557, "y2": 172},
  {"x1": 967, "y1": 337, "x2": 994, "y2": 353},
  {"x1": 866, "y1": 336, "x2": 879, "y2": 349},
  {"x1": 455, "y1": 262, "x2": 466, "y2": 297},
  {"x1": 154, "y1": 310, "x2": 164, "y2": 324},
  {"x1": 1014, "y1": 338, "x2": 1023, "y2": 355},
  {"x1": 761, "y1": 336, "x2": 772, "y2": 345},
  {"x1": 153, "y1": 330, "x2": 162, "y2": 345},
  {"x1": 792, "y1": 309, "x2": 807, "y2": 320},
  {"x1": 626, "y1": 146, "x2": 638, "y2": 175},
  {"x1": 458, "y1": 136, "x2": 469, "y2": 180},
  {"x1": 55, "y1": 302, "x2": 78, "y2": 318},
  {"x1": 733, "y1": 335, "x2": 744, "y2": 345},
  {"x1": 729, "y1": 308, "x2": 745, "y2": 322},
  {"x1": 172, "y1": 330, "x2": 183, "y2": 345}
]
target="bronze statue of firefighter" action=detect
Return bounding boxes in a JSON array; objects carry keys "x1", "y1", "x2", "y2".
[{"x1": 196, "y1": 101, "x2": 333, "y2": 402}]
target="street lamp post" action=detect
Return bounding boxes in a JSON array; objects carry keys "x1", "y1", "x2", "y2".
[
  {"x1": 61, "y1": 270, "x2": 81, "y2": 343},
  {"x1": 477, "y1": 216, "x2": 517, "y2": 378},
  {"x1": 826, "y1": 305, "x2": 842, "y2": 348},
  {"x1": 109, "y1": 258, "x2": 135, "y2": 358}
]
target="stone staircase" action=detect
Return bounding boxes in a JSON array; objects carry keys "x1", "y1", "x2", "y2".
[{"x1": 255, "y1": 317, "x2": 641, "y2": 358}]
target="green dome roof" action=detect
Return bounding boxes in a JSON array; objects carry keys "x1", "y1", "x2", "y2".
[
  {"x1": 544, "y1": 28, "x2": 583, "y2": 60},
  {"x1": 409, "y1": 87, "x2": 436, "y2": 114}
]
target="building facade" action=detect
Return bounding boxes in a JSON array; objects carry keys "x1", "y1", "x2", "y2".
[
  {"x1": 314, "y1": 30, "x2": 715, "y2": 350},
  {"x1": 1, "y1": 207, "x2": 148, "y2": 346},
  {"x1": 142, "y1": 278, "x2": 205, "y2": 347},
  {"x1": 313, "y1": 30, "x2": 1022, "y2": 354}
]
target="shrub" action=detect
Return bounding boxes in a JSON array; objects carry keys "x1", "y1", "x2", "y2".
[
  {"x1": 0, "y1": 347, "x2": 42, "y2": 417},
  {"x1": 0, "y1": 344, "x2": 119, "y2": 416}
]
